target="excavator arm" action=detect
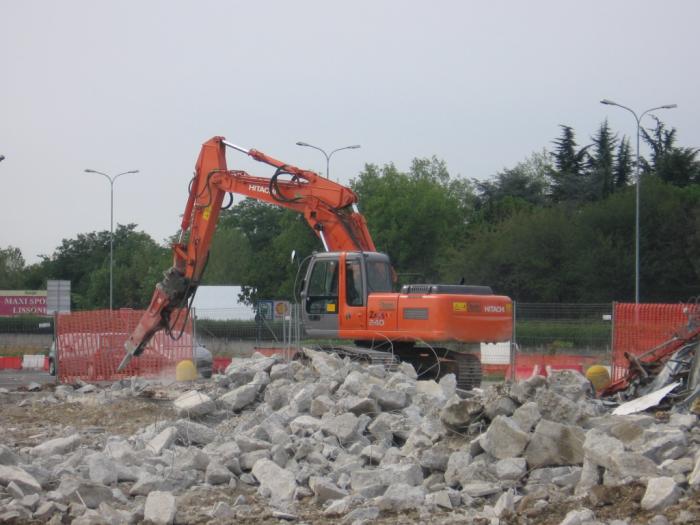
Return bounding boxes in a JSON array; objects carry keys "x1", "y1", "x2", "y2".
[{"x1": 118, "y1": 136, "x2": 374, "y2": 371}]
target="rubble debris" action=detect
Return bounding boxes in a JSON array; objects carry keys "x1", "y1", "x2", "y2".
[{"x1": 0, "y1": 349, "x2": 698, "y2": 524}]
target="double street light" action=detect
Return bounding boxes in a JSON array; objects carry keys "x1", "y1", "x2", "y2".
[
  {"x1": 85, "y1": 168, "x2": 139, "y2": 310},
  {"x1": 600, "y1": 99, "x2": 677, "y2": 304},
  {"x1": 296, "y1": 141, "x2": 361, "y2": 181}
]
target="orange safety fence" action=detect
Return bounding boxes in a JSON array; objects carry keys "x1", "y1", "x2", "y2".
[
  {"x1": 611, "y1": 302, "x2": 699, "y2": 381},
  {"x1": 55, "y1": 309, "x2": 194, "y2": 383},
  {"x1": 505, "y1": 353, "x2": 601, "y2": 382}
]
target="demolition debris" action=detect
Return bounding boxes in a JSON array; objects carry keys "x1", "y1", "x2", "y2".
[{"x1": 0, "y1": 347, "x2": 699, "y2": 524}]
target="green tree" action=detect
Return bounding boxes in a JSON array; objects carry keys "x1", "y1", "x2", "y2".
[
  {"x1": 614, "y1": 137, "x2": 633, "y2": 189},
  {"x1": 0, "y1": 246, "x2": 26, "y2": 289},
  {"x1": 474, "y1": 150, "x2": 551, "y2": 222},
  {"x1": 35, "y1": 225, "x2": 168, "y2": 309},
  {"x1": 587, "y1": 120, "x2": 617, "y2": 199},
  {"x1": 549, "y1": 125, "x2": 591, "y2": 202},
  {"x1": 352, "y1": 157, "x2": 472, "y2": 283},
  {"x1": 212, "y1": 199, "x2": 321, "y2": 304},
  {"x1": 642, "y1": 117, "x2": 700, "y2": 187}
]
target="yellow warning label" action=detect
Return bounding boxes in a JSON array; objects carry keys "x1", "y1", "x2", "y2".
[
  {"x1": 453, "y1": 302, "x2": 467, "y2": 312},
  {"x1": 202, "y1": 206, "x2": 212, "y2": 220},
  {"x1": 505, "y1": 303, "x2": 513, "y2": 313},
  {"x1": 326, "y1": 303, "x2": 336, "y2": 313}
]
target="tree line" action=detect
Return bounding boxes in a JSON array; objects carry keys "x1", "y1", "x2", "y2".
[{"x1": 1, "y1": 118, "x2": 698, "y2": 308}]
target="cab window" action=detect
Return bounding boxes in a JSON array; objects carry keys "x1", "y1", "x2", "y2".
[
  {"x1": 345, "y1": 260, "x2": 364, "y2": 306},
  {"x1": 367, "y1": 260, "x2": 393, "y2": 293},
  {"x1": 306, "y1": 259, "x2": 339, "y2": 314}
]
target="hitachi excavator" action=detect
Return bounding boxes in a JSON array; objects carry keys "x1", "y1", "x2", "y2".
[{"x1": 119, "y1": 136, "x2": 513, "y2": 389}]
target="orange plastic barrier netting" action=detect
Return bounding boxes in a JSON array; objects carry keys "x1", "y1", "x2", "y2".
[
  {"x1": 612, "y1": 302, "x2": 699, "y2": 381},
  {"x1": 55, "y1": 309, "x2": 194, "y2": 383},
  {"x1": 507, "y1": 353, "x2": 601, "y2": 381}
]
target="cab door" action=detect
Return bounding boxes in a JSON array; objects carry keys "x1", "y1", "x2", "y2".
[
  {"x1": 339, "y1": 255, "x2": 366, "y2": 334},
  {"x1": 301, "y1": 255, "x2": 340, "y2": 337}
]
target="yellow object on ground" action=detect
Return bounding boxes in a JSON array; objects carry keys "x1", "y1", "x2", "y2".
[
  {"x1": 176, "y1": 360, "x2": 197, "y2": 381},
  {"x1": 586, "y1": 364, "x2": 611, "y2": 391}
]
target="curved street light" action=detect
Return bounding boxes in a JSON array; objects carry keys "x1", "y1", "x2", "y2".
[
  {"x1": 295, "y1": 141, "x2": 361, "y2": 181},
  {"x1": 84, "y1": 168, "x2": 139, "y2": 310},
  {"x1": 600, "y1": 99, "x2": 677, "y2": 303}
]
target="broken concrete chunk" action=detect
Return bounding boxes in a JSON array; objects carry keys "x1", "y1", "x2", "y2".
[
  {"x1": 87, "y1": 453, "x2": 118, "y2": 485},
  {"x1": 0, "y1": 465, "x2": 42, "y2": 494},
  {"x1": 484, "y1": 394, "x2": 518, "y2": 421},
  {"x1": 583, "y1": 428, "x2": 625, "y2": 470},
  {"x1": 369, "y1": 384, "x2": 409, "y2": 411},
  {"x1": 174, "y1": 419, "x2": 216, "y2": 445},
  {"x1": 444, "y1": 451, "x2": 473, "y2": 488},
  {"x1": 525, "y1": 419, "x2": 585, "y2": 469},
  {"x1": 205, "y1": 460, "x2": 233, "y2": 485},
  {"x1": 309, "y1": 476, "x2": 348, "y2": 504},
  {"x1": 494, "y1": 457, "x2": 527, "y2": 480},
  {"x1": 512, "y1": 401, "x2": 541, "y2": 433},
  {"x1": 144, "y1": 491, "x2": 177, "y2": 525},
  {"x1": 219, "y1": 383, "x2": 258, "y2": 411},
  {"x1": 31, "y1": 434, "x2": 81, "y2": 457},
  {"x1": 440, "y1": 396, "x2": 484, "y2": 432},
  {"x1": 0, "y1": 444, "x2": 20, "y2": 466},
  {"x1": 641, "y1": 477, "x2": 681, "y2": 511},
  {"x1": 173, "y1": 390, "x2": 215, "y2": 417},
  {"x1": 147, "y1": 426, "x2": 178, "y2": 455},
  {"x1": 340, "y1": 395, "x2": 380, "y2": 416},
  {"x1": 559, "y1": 508, "x2": 595, "y2": 525},
  {"x1": 57, "y1": 477, "x2": 115, "y2": 509},
  {"x1": 479, "y1": 415, "x2": 529, "y2": 460},
  {"x1": 377, "y1": 483, "x2": 427, "y2": 511},
  {"x1": 321, "y1": 413, "x2": 361, "y2": 445},
  {"x1": 303, "y1": 347, "x2": 345, "y2": 378},
  {"x1": 252, "y1": 458, "x2": 297, "y2": 505}
]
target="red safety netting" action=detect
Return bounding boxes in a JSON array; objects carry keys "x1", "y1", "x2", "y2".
[
  {"x1": 611, "y1": 302, "x2": 699, "y2": 381},
  {"x1": 506, "y1": 353, "x2": 601, "y2": 382},
  {"x1": 55, "y1": 309, "x2": 194, "y2": 383},
  {"x1": 0, "y1": 356, "x2": 22, "y2": 370}
]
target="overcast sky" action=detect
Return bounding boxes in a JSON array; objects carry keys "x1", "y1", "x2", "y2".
[{"x1": 2, "y1": 1, "x2": 698, "y2": 264}]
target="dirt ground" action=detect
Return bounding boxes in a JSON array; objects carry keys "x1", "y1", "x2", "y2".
[{"x1": 1, "y1": 385, "x2": 698, "y2": 524}]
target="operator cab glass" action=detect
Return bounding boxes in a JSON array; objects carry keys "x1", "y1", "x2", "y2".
[{"x1": 366, "y1": 259, "x2": 393, "y2": 293}]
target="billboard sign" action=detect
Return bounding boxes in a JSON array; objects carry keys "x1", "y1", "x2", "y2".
[{"x1": 0, "y1": 290, "x2": 48, "y2": 316}]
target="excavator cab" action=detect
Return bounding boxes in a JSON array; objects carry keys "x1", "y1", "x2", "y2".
[{"x1": 301, "y1": 251, "x2": 393, "y2": 338}]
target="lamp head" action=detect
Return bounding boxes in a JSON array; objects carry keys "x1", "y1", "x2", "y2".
[
  {"x1": 600, "y1": 99, "x2": 617, "y2": 106},
  {"x1": 296, "y1": 141, "x2": 310, "y2": 147}
]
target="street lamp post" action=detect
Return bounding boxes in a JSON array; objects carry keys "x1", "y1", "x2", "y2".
[
  {"x1": 600, "y1": 99, "x2": 676, "y2": 303},
  {"x1": 295, "y1": 141, "x2": 361, "y2": 181},
  {"x1": 84, "y1": 168, "x2": 139, "y2": 310}
]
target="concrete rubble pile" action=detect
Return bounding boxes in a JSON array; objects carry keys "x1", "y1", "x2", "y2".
[{"x1": 1, "y1": 348, "x2": 699, "y2": 524}]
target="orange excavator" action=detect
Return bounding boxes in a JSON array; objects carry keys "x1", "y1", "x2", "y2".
[{"x1": 119, "y1": 136, "x2": 513, "y2": 388}]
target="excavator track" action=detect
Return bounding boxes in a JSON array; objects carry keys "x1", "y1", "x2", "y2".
[
  {"x1": 312, "y1": 344, "x2": 481, "y2": 390},
  {"x1": 451, "y1": 351, "x2": 483, "y2": 391}
]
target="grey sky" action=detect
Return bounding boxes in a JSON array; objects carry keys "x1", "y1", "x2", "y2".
[{"x1": 2, "y1": 1, "x2": 698, "y2": 264}]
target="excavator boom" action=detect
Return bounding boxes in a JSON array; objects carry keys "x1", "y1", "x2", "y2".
[{"x1": 119, "y1": 136, "x2": 375, "y2": 371}]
